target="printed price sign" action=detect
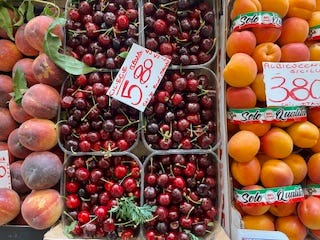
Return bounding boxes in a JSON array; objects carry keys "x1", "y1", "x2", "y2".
[
  {"x1": 263, "y1": 61, "x2": 320, "y2": 107},
  {"x1": 107, "y1": 43, "x2": 171, "y2": 112},
  {"x1": 0, "y1": 150, "x2": 11, "y2": 189},
  {"x1": 237, "y1": 229, "x2": 289, "y2": 240}
]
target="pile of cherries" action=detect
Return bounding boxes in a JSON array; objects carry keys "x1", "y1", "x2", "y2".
[
  {"x1": 143, "y1": 153, "x2": 218, "y2": 239},
  {"x1": 65, "y1": 0, "x2": 139, "y2": 69},
  {"x1": 59, "y1": 72, "x2": 140, "y2": 153},
  {"x1": 64, "y1": 154, "x2": 141, "y2": 238},
  {"x1": 143, "y1": 0, "x2": 216, "y2": 65},
  {"x1": 143, "y1": 70, "x2": 216, "y2": 150}
]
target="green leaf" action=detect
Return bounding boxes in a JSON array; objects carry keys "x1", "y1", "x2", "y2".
[
  {"x1": 43, "y1": 17, "x2": 97, "y2": 75},
  {"x1": 0, "y1": 6, "x2": 14, "y2": 40},
  {"x1": 42, "y1": 4, "x2": 55, "y2": 17},
  {"x1": 63, "y1": 220, "x2": 77, "y2": 238},
  {"x1": 12, "y1": 67, "x2": 28, "y2": 105},
  {"x1": 118, "y1": 51, "x2": 128, "y2": 59},
  {"x1": 26, "y1": 0, "x2": 34, "y2": 21},
  {"x1": 15, "y1": 1, "x2": 27, "y2": 26},
  {"x1": 188, "y1": 231, "x2": 204, "y2": 240}
]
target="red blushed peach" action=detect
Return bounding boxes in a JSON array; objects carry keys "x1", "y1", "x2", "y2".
[
  {"x1": 277, "y1": 17, "x2": 309, "y2": 46},
  {"x1": 0, "y1": 107, "x2": 18, "y2": 141},
  {"x1": 0, "y1": 188, "x2": 21, "y2": 225},
  {"x1": 226, "y1": 86, "x2": 257, "y2": 109},
  {"x1": 8, "y1": 98, "x2": 32, "y2": 124},
  {"x1": 280, "y1": 43, "x2": 310, "y2": 62},
  {"x1": 0, "y1": 39, "x2": 23, "y2": 72},
  {"x1": 297, "y1": 196, "x2": 320, "y2": 230},
  {"x1": 0, "y1": 74, "x2": 13, "y2": 108},
  {"x1": 252, "y1": 42, "x2": 281, "y2": 72},
  {"x1": 12, "y1": 58, "x2": 38, "y2": 87},
  {"x1": 0, "y1": 141, "x2": 14, "y2": 164},
  {"x1": 226, "y1": 30, "x2": 257, "y2": 57},
  {"x1": 14, "y1": 24, "x2": 39, "y2": 57},
  {"x1": 251, "y1": 27, "x2": 281, "y2": 44},
  {"x1": 10, "y1": 161, "x2": 31, "y2": 194},
  {"x1": 7, "y1": 128, "x2": 32, "y2": 159}
]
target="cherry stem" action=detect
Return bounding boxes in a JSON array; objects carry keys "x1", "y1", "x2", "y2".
[
  {"x1": 119, "y1": 172, "x2": 132, "y2": 185},
  {"x1": 175, "y1": 163, "x2": 186, "y2": 169},
  {"x1": 80, "y1": 216, "x2": 98, "y2": 228},
  {"x1": 184, "y1": 193, "x2": 201, "y2": 205},
  {"x1": 159, "y1": 162, "x2": 165, "y2": 173},
  {"x1": 64, "y1": 211, "x2": 75, "y2": 221},
  {"x1": 186, "y1": 206, "x2": 195, "y2": 219},
  {"x1": 206, "y1": 37, "x2": 217, "y2": 54},
  {"x1": 81, "y1": 103, "x2": 98, "y2": 121}
]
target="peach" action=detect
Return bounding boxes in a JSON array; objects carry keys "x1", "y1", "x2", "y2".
[
  {"x1": 269, "y1": 202, "x2": 297, "y2": 217},
  {"x1": 18, "y1": 118, "x2": 58, "y2": 151},
  {"x1": 231, "y1": 157, "x2": 261, "y2": 186},
  {"x1": 10, "y1": 160, "x2": 31, "y2": 194},
  {"x1": 242, "y1": 214, "x2": 275, "y2": 231},
  {"x1": 0, "y1": 39, "x2": 23, "y2": 72},
  {"x1": 251, "y1": 27, "x2": 281, "y2": 44},
  {"x1": 7, "y1": 128, "x2": 32, "y2": 159},
  {"x1": 240, "y1": 185, "x2": 270, "y2": 215},
  {"x1": 14, "y1": 24, "x2": 39, "y2": 57},
  {"x1": 277, "y1": 17, "x2": 309, "y2": 46},
  {"x1": 275, "y1": 215, "x2": 307, "y2": 240},
  {"x1": 286, "y1": 0, "x2": 316, "y2": 20},
  {"x1": 260, "y1": 127, "x2": 293, "y2": 158},
  {"x1": 259, "y1": 0, "x2": 289, "y2": 18},
  {"x1": 0, "y1": 141, "x2": 14, "y2": 164},
  {"x1": 250, "y1": 73, "x2": 266, "y2": 102},
  {"x1": 8, "y1": 98, "x2": 32, "y2": 124},
  {"x1": 226, "y1": 30, "x2": 257, "y2": 57},
  {"x1": 308, "y1": 107, "x2": 320, "y2": 127},
  {"x1": 252, "y1": 42, "x2": 281, "y2": 72},
  {"x1": 0, "y1": 107, "x2": 18, "y2": 141},
  {"x1": 21, "y1": 151, "x2": 63, "y2": 190},
  {"x1": 0, "y1": 188, "x2": 20, "y2": 225},
  {"x1": 226, "y1": 86, "x2": 257, "y2": 109},
  {"x1": 21, "y1": 189, "x2": 63, "y2": 230},
  {"x1": 24, "y1": 15, "x2": 64, "y2": 52},
  {"x1": 32, "y1": 53, "x2": 67, "y2": 86},
  {"x1": 239, "y1": 122, "x2": 271, "y2": 137},
  {"x1": 280, "y1": 43, "x2": 310, "y2": 62},
  {"x1": 309, "y1": 42, "x2": 320, "y2": 61},
  {"x1": 12, "y1": 58, "x2": 38, "y2": 87},
  {"x1": 260, "y1": 159, "x2": 294, "y2": 188},
  {"x1": 297, "y1": 196, "x2": 320, "y2": 230},
  {"x1": 228, "y1": 130, "x2": 260, "y2": 162},
  {"x1": 286, "y1": 121, "x2": 319, "y2": 148},
  {"x1": 307, "y1": 152, "x2": 320, "y2": 183},
  {"x1": 21, "y1": 83, "x2": 60, "y2": 119},
  {"x1": 223, "y1": 53, "x2": 258, "y2": 87},
  {"x1": 230, "y1": 0, "x2": 262, "y2": 20},
  {"x1": 0, "y1": 74, "x2": 13, "y2": 108},
  {"x1": 282, "y1": 153, "x2": 308, "y2": 184}
]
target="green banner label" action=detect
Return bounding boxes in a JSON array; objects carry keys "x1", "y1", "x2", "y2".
[
  {"x1": 309, "y1": 25, "x2": 320, "y2": 41},
  {"x1": 305, "y1": 184, "x2": 320, "y2": 197}
]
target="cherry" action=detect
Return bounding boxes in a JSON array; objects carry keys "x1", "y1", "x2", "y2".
[
  {"x1": 110, "y1": 183, "x2": 124, "y2": 198},
  {"x1": 122, "y1": 177, "x2": 137, "y2": 192},
  {"x1": 77, "y1": 210, "x2": 91, "y2": 223},
  {"x1": 179, "y1": 216, "x2": 193, "y2": 229},
  {"x1": 66, "y1": 194, "x2": 81, "y2": 209},
  {"x1": 66, "y1": 182, "x2": 80, "y2": 193},
  {"x1": 94, "y1": 206, "x2": 108, "y2": 220},
  {"x1": 103, "y1": 218, "x2": 116, "y2": 232},
  {"x1": 157, "y1": 193, "x2": 171, "y2": 206},
  {"x1": 116, "y1": 14, "x2": 129, "y2": 30},
  {"x1": 153, "y1": 19, "x2": 167, "y2": 34},
  {"x1": 75, "y1": 167, "x2": 90, "y2": 181},
  {"x1": 114, "y1": 164, "x2": 128, "y2": 179}
]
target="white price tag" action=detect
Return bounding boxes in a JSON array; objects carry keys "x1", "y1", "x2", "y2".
[
  {"x1": 0, "y1": 150, "x2": 11, "y2": 189},
  {"x1": 107, "y1": 43, "x2": 171, "y2": 112},
  {"x1": 237, "y1": 229, "x2": 288, "y2": 240},
  {"x1": 263, "y1": 61, "x2": 320, "y2": 107}
]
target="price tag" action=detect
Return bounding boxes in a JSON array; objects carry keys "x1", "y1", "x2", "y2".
[
  {"x1": 107, "y1": 43, "x2": 171, "y2": 112},
  {"x1": 263, "y1": 61, "x2": 320, "y2": 107},
  {"x1": 0, "y1": 150, "x2": 11, "y2": 189},
  {"x1": 237, "y1": 229, "x2": 289, "y2": 240}
]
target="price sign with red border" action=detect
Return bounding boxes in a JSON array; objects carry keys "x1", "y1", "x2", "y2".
[
  {"x1": 0, "y1": 150, "x2": 11, "y2": 189},
  {"x1": 107, "y1": 43, "x2": 171, "y2": 112},
  {"x1": 263, "y1": 61, "x2": 320, "y2": 107}
]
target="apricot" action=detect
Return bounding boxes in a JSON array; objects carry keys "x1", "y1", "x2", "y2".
[
  {"x1": 18, "y1": 118, "x2": 58, "y2": 151},
  {"x1": 297, "y1": 196, "x2": 320, "y2": 230},
  {"x1": 230, "y1": 0, "x2": 262, "y2": 20},
  {"x1": 269, "y1": 202, "x2": 297, "y2": 217},
  {"x1": 242, "y1": 214, "x2": 275, "y2": 231},
  {"x1": 228, "y1": 130, "x2": 260, "y2": 162},
  {"x1": 0, "y1": 39, "x2": 23, "y2": 72},
  {"x1": 21, "y1": 189, "x2": 63, "y2": 230},
  {"x1": 277, "y1": 17, "x2": 309, "y2": 46},
  {"x1": 8, "y1": 98, "x2": 32, "y2": 124},
  {"x1": 239, "y1": 122, "x2": 271, "y2": 137},
  {"x1": 21, "y1": 151, "x2": 62, "y2": 190},
  {"x1": 287, "y1": 121, "x2": 319, "y2": 148},
  {"x1": 260, "y1": 127, "x2": 293, "y2": 158},
  {"x1": 311, "y1": 131, "x2": 320, "y2": 153},
  {"x1": 24, "y1": 15, "x2": 64, "y2": 52},
  {"x1": 0, "y1": 188, "x2": 21, "y2": 225},
  {"x1": 275, "y1": 215, "x2": 307, "y2": 240},
  {"x1": 14, "y1": 24, "x2": 39, "y2": 57},
  {"x1": 0, "y1": 141, "x2": 14, "y2": 164},
  {"x1": 272, "y1": 121, "x2": 294, "y2": 128},
  {"x1": 317, "y1": 0, "x2": 320, "y2": 10},
  {"x1": 10, "y1": 161, "x2": 31, "y2": 194},
  {"x1": 0, "y1": 107, "x2": 18, "y2": 141},
  {"x1": 307, "y1": 152, "x2": 320, "y2": 183},
  {"x1": 308, "y1": 107, "x2": 320, "y2": 127},
  {"x1": 32, "y1": 53, "x2": 67, "y2": 87},
  {"x1": 223, "y1": 53, "x2": 258, "y2": 87},
  {"x1": 252, "y1": 42, "x2": 281, "y2": 72},
  {"x1": 250, "y1": 73, "x2": 266, "y2": 102},
  {"x1": 0, "y1": 74, "x2": 13, "y2": 108},
  {"x1": 226, "y1": 86, "x2": 257, "y2": 109},
  {"x1": 7, "y1": 128, "x2": 32, "y2": 159},
  {"x1": 21, "y1": 83, "x2": 60, "y2": 119},
  {"x1": 251, "y1": 27, "x2": 281, "y2": 44},
  {"x1": 282, "y1": 153, "x2": 307, "y2": 184},
  {"x1": 287, "y1": 0, "x2": 316, "y2": 20},
  {"x1": 259, "y1": 0, "x2": 289, "y2": 18},
  {"x1": 309, "y1": 42, "x2": 320, "y2": 61},
  {"x1": 240, "y1": 185, "x2": 270, "y2": 215},
  {"x1": 12, "y1": 58, "x2": 38, "y2": 87},
  {"x1": 231, "y1": 157, "x2": 261, "y2": 186},
  {"x1": 256, "y1": 152, "x2": 273, "y2": 166},
  {"x1": 226, "y1": 30, "x2": 257, "y2": 57},
  {"x1": 260, "y1": 159, "x2": 294, "y2": 188},
  {"x1": 280, "y1": 43, "x2": 310, "y2": 62}
]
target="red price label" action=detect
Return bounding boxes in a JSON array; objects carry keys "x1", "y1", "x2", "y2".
[
  {"x1": 0, "y1": 150, "x2": 11, "y2": 189},
  {"x1": 263, "y1": 62, "x2": 320, "y2": 106},
  {"x1": 107, "y1": 44, "x2": 171, "y2": 112}
]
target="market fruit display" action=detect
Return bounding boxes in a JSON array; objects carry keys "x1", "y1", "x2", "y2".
[{"x1": 225, "y1": 0, "x2": 320, "y2": 239}]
